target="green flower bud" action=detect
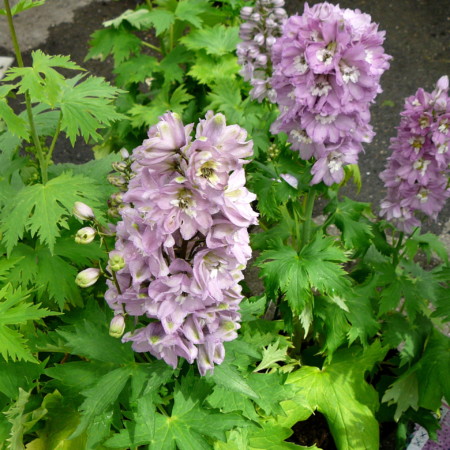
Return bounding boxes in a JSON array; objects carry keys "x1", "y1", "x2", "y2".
[
  {"x1": 75, "y1": 227, "x2": 96, "y2": 244},
  {"x1": 109, "y1": 253, "x2": 125, "y2": 272},
  {"x1": 109, "y1": 315, "x2": 126, "y2": 338},
  {"x1": 75, "y1": 268, "x2": 101, "y2": 288}
]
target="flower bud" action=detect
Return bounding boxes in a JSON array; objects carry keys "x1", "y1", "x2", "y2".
[
  {"x1": 272, "y1": 0, "x2": 285, "y2": 7},
  {"x1": 254, "y1": 33, "x2": 265, "y2": 46},
  {"x1": 109, "y1": 253, "x2": 125, "y2": 272},
  {"x1": 266, "y1": 35, "x2": 277, "y2": 48},
  {"x1": 240, "y1": 6, "x2": 253, "y2": 20},
  {"x1": 255, "y1": 54, "x2": 268, "y2": 67},
  {"x1": 274, "y1": 8, "x2": 287, "y2": 19},
  {"x1": 112, "y1": 161, "x2": 128, "y2": 172},
  {"x1": 75, "y1": 227, "x2": 96, "y2": 244},
  {"x1": 75, "y1": 268, "x2": 101, "y2": 288},
  {"x1": 250, "y1": 12, "x2": 261, "y2": 22},
  {"x1": 107, "y1": 174, "x2": 127, "y2": 188},
  {"x1": 73, "y1": 202, "x2": 95, "y2": 221},
  {"x1": 119, "y1": 148, "x2": 130, "y2": 159},
  {"x1": 109, "y1": 315, "x2": 126, "y2": 338}
]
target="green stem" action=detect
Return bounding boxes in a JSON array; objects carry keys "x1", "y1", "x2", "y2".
[
  {"x1": 47, "y1": 111, "x2": 62, "y2": 163},
  {"x1": 4, "y1": 0, "x2": 47, "y2": 184},
  {"x1": 145, "y1": 0, "x2": 152, "y2": 9},
  {"x1": 169, "y1": 25, "x2": 174, "y2": 52},
  {"x1": 98, "y1": 227, "x2": 122, "y2": 296},
  {"x1": 300, "y1": 191, "x2": 316, "y2": 248},
  {"x1": 141, "y1": 40, "x2": 162, "y2": 54},
  {"x1": 392, "y1": 232, "x2": 404, "y2": 267}
]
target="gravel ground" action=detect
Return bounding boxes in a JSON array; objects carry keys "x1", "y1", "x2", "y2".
[{"x1": 0, "y1": 0, "x2": 449, "y2": 238}]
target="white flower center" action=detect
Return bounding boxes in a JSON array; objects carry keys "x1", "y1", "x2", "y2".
[
  {"x1": 328, "y1": 153, "x2": 342, "y2": 173},
  {"x1": 438, "y1": 119, "x2": 449, "y2": 134},
  {"x1": 438, "y1": 143, "x2": 449, "y2": 154},
  {"x1": 413, "y1": 158, "x2": 430, "y2": 176},
  {"x1": 290, "y1": 129, "x2": 312, "y2": 144},
  {"x1": 409, "y1": 136, "x2": 425, "y2": 152},
  {"x1": 311, "y1": 80, "x2": 332, "y2": 96},
  {"x1": 315, "y1": 114, "x2": 337, "y2": 124},
  {"x1": 340, "y1": 62, "x2": 360, "y2": 83},
  {"x1": 416, "y1": 188, "x2": 429, "y2": 203},
  {"x1": 293, "y1": 54, "x2": 308, "y2": 74}
]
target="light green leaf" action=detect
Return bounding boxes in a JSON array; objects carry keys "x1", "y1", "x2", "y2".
[
  {"x1": 57, "y1": 74, "x2": 124, "y2": 145},
  {"x1": 0, "y1": 100, "x2": 28, "y2": 139},
  {"x1": 0, "y1": 284, "x2": 57, "y2": 362},
  {"x1": 253, "y1": 340, "x2": 289, "y2": 372},
  {"x1": 86, "y1": 27, "x2": 142, "y2": 65},
  {"x1": 0, "y1": 0, "x2": 46, "y2": 16},
  {"x1": 140, "y1": 8, "x2": 175, "y2": 35},
  {"x1": 175, "y1": 0, "x2": 209, "y2": 28},
  {"x1": 180, "y1": 25, "x2": 240, "y2": 56},
  {"x1": 103, "y1": 8, "x2": 154, "y2": 29},
  {"x1": 4, "y1": 50, "x2": 82, "y2": 106},
  {"x1": 0, "y1": 172, "x2": 102, "y2": 254},
  {"x1": 287, "y1": 342, "x2": 387, "y2": 450},
  {"x1": 188, "y1": 51, "x2": 240, "y2": 85}
]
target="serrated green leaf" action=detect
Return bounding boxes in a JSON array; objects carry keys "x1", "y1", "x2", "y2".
[
  {"x1": 188, "y1": 51, "x2": 240, "y2": 84},
  {"x1": 253, "y1": 340, "x2": 289, "y2": 372},
  {"x1": 0, "y1": 99, "x2": 28, "y2": 139},
  {"x1": 140, "y1": 8, "x2": 175, "y2": 35},
  {"x1": 71, "y1": 366, "x2": 133, "y2": 439},
  {"x1": 287, "y1": 342, "x2": 387, "y2": 450},
  {"x1": 0, "y1": 284, "x2": 57, "y2": 362},
  {"x1": 175, "y1": 0, "x2": 209, "y2": 28},
  {"x1": 0, "y1": 0, "x2": 45, "y2": 15},
  {"x1": 4, "y1": 50, "x2": 82, "y2": 106},
  {"x1": 57, "y1": 74, "x2": 124, "y2": 145},
  {"x1": 86, "y1": 27, "x2": 142, "y2": 65},
  {"x1": 114, "y1": 54, "x2": 159, "y2": 86},
  {"x1": 159, "y1": 45, "x2": 193, "y2": 83},
  {"x1": 207, "y1": 386, "x2": 259, "y2": 421},
  {"x1": 4, "y1": 388, "x2": 31, "y2": 450},
  {"x1": 0, "y1": 361, "x2": 45, "y2": 400},
  {"x1": 180, "y1": 25, "x2": 239, "y2": 56},
  {"x1": 0, "y1": 172, "x2": 102, "y2": 254},
  {"x1": 57, "y1": 319, "x2": 134, "y2": 365},
  {"x1": 103, "y1": 8, "x2": 154, "y2": 29},
  {"x1": 211, "y1": 361, "x2": 259, "y2": 399}
]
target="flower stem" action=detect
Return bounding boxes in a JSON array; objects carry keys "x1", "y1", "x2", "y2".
[
  {"x1": 4, "y1": 0, "x2": 48, "y2": 184},
  {"x1": 97, "y1": 224, "x2": 122, "y2": 296},
  {"x1": 47, "y1": 111, "x2": 62, "y2": 163},
  {"x1": 141, "y1": 40, "x2": 162, "y2": 54},
  {"x1": 300, "y1": 190, "x2": 316, "y2": 248}
]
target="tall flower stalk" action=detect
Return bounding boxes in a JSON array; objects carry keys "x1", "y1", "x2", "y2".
[
  {"x1": 380, "y1": 76, "x2": 450, "y2": 232},
  {"x1": 104, "y1": 112, "x2": 258, "y2": 375},
  {"x1": 270, "y1": 2, "x2": 391, "y2": 185}
]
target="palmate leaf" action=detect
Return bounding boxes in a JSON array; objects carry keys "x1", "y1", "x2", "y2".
[
  {"x1": 180, "y1": 25, "x2": 240, "y2": 56},
  {"x1": 0, "y1": 98, "x2": 28, "y2": 139},
  {"x1": 57, "y1": 74, "x2": 125, "y2": 145},
  {"x1": 257, "y1": 234, "x2": 350, "y2": 314},
  {"x1": 0, "y1": 172, "x2": 102, "y2": 254},
  {"x1": 0, "y1": 284, "x2": 58, "y2": 362},
  {"x1": 86, "y1": 27, "x2": 142, "y2": 65},
  {"x1": 382, "y1": 329, "x2": 450, "y2": 419},
  {"x1": 105, "y1": 384, "x2": 250, "y2": 449},
  {"x1": 188, "y1": 51, "x2": 240, "y2": 85},
  {"x1": 175, "y1": 0, "x2": 211, "y2": 28},
  {"x1": 103, "y1": 8, "x2": 155, "y2": 29},
  {"x1": 4, "y1": 50, "x2": 82, "y2": 106},
  {"x1": 287, "y1": 342, "x2": 387, "y2": 450},
  {"x1": 114, "y1": 54, "x2": 159, "y2": 86}
]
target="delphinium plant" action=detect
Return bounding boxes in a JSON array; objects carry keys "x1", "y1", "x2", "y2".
[{"x1": 1, "y1": 0, "x2": 449, "y2": 449}]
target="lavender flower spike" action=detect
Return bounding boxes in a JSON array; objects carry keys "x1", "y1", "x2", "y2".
[
  {"x1": 380, "y1": 76, "x2": 450, "y2": 232},
  {"x1": 270, "y1": 2, "x2": 391, "y2": 185},
  {"x1": 105, "y1": 111, "x2": 258, "y2": 375},
  {"x1": 237, "y1": 0, "x2": 287, "y2": 102}
]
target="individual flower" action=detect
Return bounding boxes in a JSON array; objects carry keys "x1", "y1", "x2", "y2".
[
  {"x1": 237, "y1": 0, "x2": 287, "y2": 102},
  {"x1": 380, "y1": 76, "x2": 450, "y2": 232},
  {"x1": 105, "y1": 112, "x2": 258, "y2": 375},
  {"x1": 109, "y1": 314, "x2": 126, "y2": 338},
  {"x1": 270, "y1": 2, "x2": 391, "y2": 185}
]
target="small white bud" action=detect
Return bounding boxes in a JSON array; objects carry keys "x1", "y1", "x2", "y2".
[
  {"x1": 75, "y1": 268, "x2": 101, "y2": 288},
  {"x1": 73, "y1": 202, "x2": 95, "y2": 221},
  {"x1": 119, "y1": 148, "x2": 130, "y2": 159},
  {"x1": 75, "y1": 227, "x2": 96, "y2": 244},
  {"x1": 109, "y1": 315, "x2": 126, "y2": 338}
]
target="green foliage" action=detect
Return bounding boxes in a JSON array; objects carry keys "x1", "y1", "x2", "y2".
[
  {"x1": 288, "y1": 342, "x2": 387, "y2": 450},
  {"x1": 0, "y1": 284, "x2": 58, "y2": 363},
  {"x1": 0, "y1": 172, "x2": 102, "y2": 254},
  {"x1": 180, "y1": 25, "x2": 240, "y2": 56},
  {"x1": 0, "y1": 0, "x2": 46, "y2": 16}
]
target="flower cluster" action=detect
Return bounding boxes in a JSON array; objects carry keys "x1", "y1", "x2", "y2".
[
  {"x1": 380, "y1": 76, "x2": 450, "y2": 232},
  {"x1": 237, "y1": 0, "x2": 287, "y2": 102},
  {"x1": 104, "y1": 112, "x2": 258, "y2": 375},
  {"x1": 270, "y1": 2, "x2": 391, "y2": 185}
]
